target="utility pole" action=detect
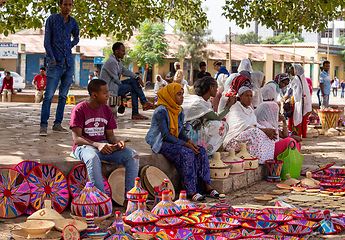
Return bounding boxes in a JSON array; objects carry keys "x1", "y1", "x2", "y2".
[{"x1": 229, "y1": 27, "x2": 232, "y2": 73}]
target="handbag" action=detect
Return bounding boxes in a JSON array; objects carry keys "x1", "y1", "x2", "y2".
[{"x1": 277, "y1": 140, "x2": 304, "y2": 180}]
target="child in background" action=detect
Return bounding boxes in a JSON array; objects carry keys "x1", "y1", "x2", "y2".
[
  {"x1": 70, "y1": 79, "x2": 139, "y2": 203},
  {"x1": 88, "y1": 74, "x2": 93, "y2": 84},
  {"x1": 0, "y1": 70, "x2": 14, "y2": 102},
  {"x1": 32, "y1": 67, "x2": 47, "y2": 103}
]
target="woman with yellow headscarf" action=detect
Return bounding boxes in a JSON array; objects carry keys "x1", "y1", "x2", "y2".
[{"x1": 146, "y1": 83, "x2": 219, "y2": 201}]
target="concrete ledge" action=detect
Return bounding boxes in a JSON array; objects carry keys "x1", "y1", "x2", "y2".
[
  {"x1": 10, "y1": 94, "x2": 155, "y2": 105},
  {"x1": 211, "y1": 165, "x2": 267, "y2": 194},
  {"x1": 10, "y1": 94, "x2": 89, "y2": 103}
]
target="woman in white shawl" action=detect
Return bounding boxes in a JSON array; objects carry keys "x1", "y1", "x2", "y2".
[
  {"x1": 218, "y1": 58, "x2": 253, "y2": 112},
  {"x1": 285, "y1": 64, "x2": 312, "y2": 138},
  {"x1": 182, "y1": 76, "x2": 236, "y2": 156},
  {"x1": 154, "y1": 75, "x2": 168, "y2": 94},
  {"x1": 251, "y1": 71, "x2": 265, "y2": 108},
  {"x1": 261, "y1": 73, "x2": 290, "y2": 102},
  {"x1": 238, "y1": 58, "x2": 253, "y2": 73},
  {"x1": 223, "y1": 86, "x2": 277, "y2": 164},
  {"x1": 255, "y1": 102, "x2": 301, "y2": 158}
]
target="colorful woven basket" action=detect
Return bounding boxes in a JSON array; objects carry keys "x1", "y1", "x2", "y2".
[{"x1": 71, "y1": 182, "x2": 112, "y2": 218}]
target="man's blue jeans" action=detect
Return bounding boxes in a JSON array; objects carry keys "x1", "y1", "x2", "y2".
[
  {"x1": 40, "y1": 62, "x2": 74, "y2": 127},
  {"x1": 118, "y1": 78, "x2": 148, "y2": 116},
  {"x1": 74, "y1": 141, "x2": 139, "y2": 196},
  {"x1": 341, "y1": 89, "x2": 344, "y2": 98}
]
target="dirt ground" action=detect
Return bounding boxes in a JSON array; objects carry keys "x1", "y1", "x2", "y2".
[{"x1": 1, "y1": 101, "x2": 345, "y2": 239}]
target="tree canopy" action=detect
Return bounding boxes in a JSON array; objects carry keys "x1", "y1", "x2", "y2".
[
  {"x1": 234, "y1": 32, "x2": 261, "y2": 45},
  {"x1": 176, "y1": 25, "x2": 213, "y2": 83},
  {"x1": 222, "y1": 0, "x2": 345, "y2": 34},
  {"x1": 129, "y1": 20, "x2": 169, "y2": 82},
  {"x1": 0, "y1": 0, "x2": 208, "y2": 39},
  {"x1": 262, "y1": 33, "x2": 304, "y2": 44}
]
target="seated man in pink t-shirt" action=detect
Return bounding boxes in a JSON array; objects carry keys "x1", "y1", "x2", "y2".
[{"x1": 70, "y1": 79, "x2": 139, "y2": 204}]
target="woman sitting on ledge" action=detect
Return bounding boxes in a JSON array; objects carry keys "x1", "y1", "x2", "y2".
[
  {"x1": 182, "y1": 76, "x2": 236, "y2": 156},
  {"x1": 223, "y1": 86, "x2": 277, "y2": 164},
  {"x1": 145, "y1": 83, "x2": 219, "y2": 201},
  {"x1": 254, "y1": 102, "x2": 301, "y2": 158}
]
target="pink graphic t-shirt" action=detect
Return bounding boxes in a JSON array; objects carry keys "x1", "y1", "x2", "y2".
[{"x1": 70, "y1": 101, "x2": 117, "y2": 152}]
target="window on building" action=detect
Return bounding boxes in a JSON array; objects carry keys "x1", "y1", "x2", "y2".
[
  {"x1": 338, "y1": 29, "x2": 345, "y2": 37},
  {"x1": 273, "y1": 29, "x2": 284, "y2": 37},
  {"x1": 321, "y1": 29, "x2": 333, "y2": 38}
]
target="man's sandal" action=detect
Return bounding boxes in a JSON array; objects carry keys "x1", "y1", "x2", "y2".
[
  {"x1": 131, "y1": 114, "x2": 149, "y2": 120},
  {"x1": 143, "y1": 103, "x2": 157, "y2": 111}
]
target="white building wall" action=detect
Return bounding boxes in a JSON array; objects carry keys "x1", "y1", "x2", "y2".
[{"x1": 247, "y1": 20, "x2": 345, "y2": 45}]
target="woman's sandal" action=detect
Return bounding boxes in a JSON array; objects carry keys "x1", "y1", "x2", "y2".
[
  {"x1": 131, "y1": 114, "x2": 149, "y2": 120},
  {"x1": 205, "y1": 189, "x2": 220, "y2": 198},
  {"x1": 143, "y1": 103, "x2": 157, "y2": 111},
  {"x1": 188, "y1": 193, "x2": 205, "y2": 202}
]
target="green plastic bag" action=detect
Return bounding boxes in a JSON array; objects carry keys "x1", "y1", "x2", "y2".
[{"x1": 277, "y1": 140, "x2": 304, "y2": 180}]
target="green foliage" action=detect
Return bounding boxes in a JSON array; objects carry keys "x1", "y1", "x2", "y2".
[
  {"x1": 176, "y1": 26, "x2": 213, "y2": 71},
  {"x1": 234, "y1": 32, "x2": 261, "y2": 45},
  {"x1": 339, "y1": 35, "x2": 345, "y2": 46},
  {"x1": 0, "y1": 0, "x2": 208, "y2": 39},
  {"x1": 262, "y1": 33, "x2": 304, "y2": 44},
  {"x1": 129, "y1": 20, "x2": 169, "y2": 69},
  {"x1": 222, "y1": 0, "x2": 345, "y2": 34}
]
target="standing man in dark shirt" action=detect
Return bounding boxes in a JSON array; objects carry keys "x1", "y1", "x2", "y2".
[
  {"x1": 39, "y1": 0, "x2": 79, "y2": 136},
  {"x1": 197, "y1": 61, "x2": 211, "y2": 81}
]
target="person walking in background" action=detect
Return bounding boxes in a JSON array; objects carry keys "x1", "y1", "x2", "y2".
[
  {"x1": 39, "y1": 0, "x2": 79, "y2": 136},
  {"x1": 0, "y1": 70, "x2": 14, "y2": 102},
  {"x1": 341, "y1": 78, "x2": 345, "y2": 98},
  {"x1": 173, "y1": 62, "x2": 185, "y2": 85},
  {"x1": 197, "y1": 61, "x2": 211, "y2": 81},
  {"x1": 319, "y1": 61, "x2": 332, "y2": 108},
  {"x1": 332, "y1": 77, "x2": 339, "y2": 97},
  {"x1": 286, "y1": 64, "x2": 312, "y2": 138},
  {"x1": 212, "y1": 61, "x2": 229, "y2": 112},
  {"x1": 32, "y1": 67, "x2": 47, "y2": 103}
]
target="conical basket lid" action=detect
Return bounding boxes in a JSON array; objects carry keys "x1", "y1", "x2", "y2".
[
  {"x1": 236, "y1": 143, "x2": 256, "y2": 160},
  {"x1": 72, "y1": 182, "x2": 110, "y2": 205},
  {"x1": 210, "y1": 152, "x2": 228, "y2": 168},
  {"x1": 27, "y1": 200, "x2": 64, "y2": 221}
]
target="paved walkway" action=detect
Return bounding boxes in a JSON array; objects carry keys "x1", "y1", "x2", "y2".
[{"x1": 1, "y1": 101, "x2": 345, "y2": 239}]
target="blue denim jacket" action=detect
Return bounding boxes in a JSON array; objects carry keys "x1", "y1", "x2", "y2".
[
  {"x1": 146, "y1": 105, "x2": 189, "y2": 153},
  {"x1": 44, "y1": 14, "x2": 79, "y2": 66}
]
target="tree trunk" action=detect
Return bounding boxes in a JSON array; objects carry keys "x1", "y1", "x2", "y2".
[
  {"x1": 189, "y1": 62, "x2": 193, "y2": 86},
  {"x1": 143, "y1": 67, "x2": 148, "y2": 89}
]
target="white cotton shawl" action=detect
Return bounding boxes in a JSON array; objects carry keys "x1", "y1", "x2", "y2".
[
  {"x1": 254, "y1": 102, "x2": 280, "y2": 142},
  {"x1": 238, "y1": 58, "x2": 253, "y2": 73},
  {"x1": 290, "y1": 64, "x2": 312, "y2": 126},
  {"x1": 223, "y1": 101, "x2": 258, "y2": 146},
  {"x1": 261, "y1": 82, "x2": 279, "y2": 102},
  {"x1": 251, "y1": 71, "x2": 265, "y2": 108},
  {"x1": 182, "y1": 95, "x2": 213, "y2": 122},
  {"x1": 154, "y1": 75, "x2": 168, "y2": 94}
]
